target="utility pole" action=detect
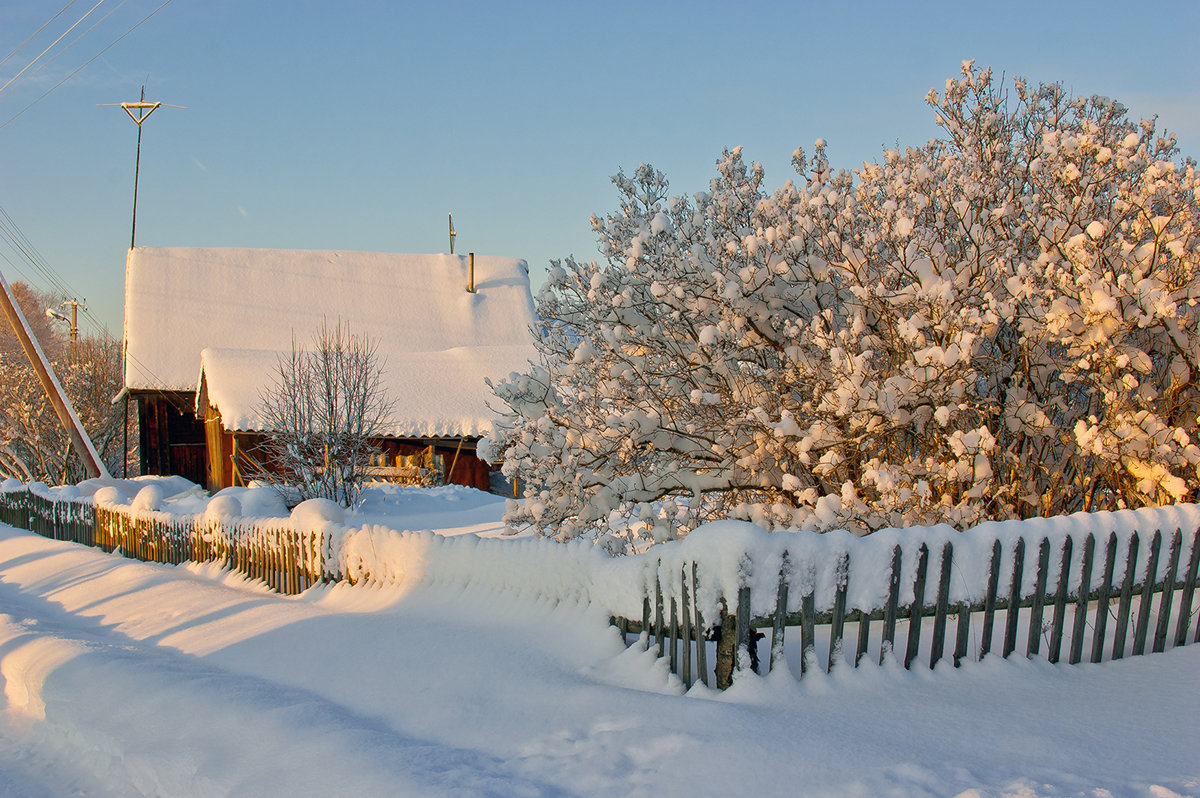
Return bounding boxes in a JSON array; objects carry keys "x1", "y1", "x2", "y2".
[
  {"x1": 100, "y1": 87, "x2": 184, "y2": 249},
  {"x1": 0, "y1": 268, "x2": 107, "y2": 479}
]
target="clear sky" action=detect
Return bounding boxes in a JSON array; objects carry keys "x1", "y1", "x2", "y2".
[{"x1": 1, "y1": 0, "x2": 1196, "y2": 337}]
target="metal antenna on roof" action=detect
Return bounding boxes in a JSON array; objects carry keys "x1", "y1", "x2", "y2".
[
  {"x1": 448, "y1": 213, "x2": 457, "y2": 255},
  {"x1": 99, "y1": 86, "x2": 185, "y2": 250}
]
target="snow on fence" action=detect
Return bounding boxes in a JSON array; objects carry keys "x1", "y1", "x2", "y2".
[
  {"x1": 614, "y1": 512, "x2": 1200, "y2": 689},
  {"x1": 2, "y1": 482, "x2": 1198, "y2": 692}
]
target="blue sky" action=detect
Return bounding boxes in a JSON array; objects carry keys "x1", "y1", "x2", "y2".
[{"x1": 1, "y1": 0, "x2": 1196, "y2": 336}]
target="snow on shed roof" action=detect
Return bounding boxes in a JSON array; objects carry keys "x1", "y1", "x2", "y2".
[
  {"x1": 124, "y1": 247, "x2": 538, "y2": 394},
  {"x1": 198, "y1": 344, "x2": 535, "y2": 438}
]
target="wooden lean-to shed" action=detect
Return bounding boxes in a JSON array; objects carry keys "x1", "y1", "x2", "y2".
[{"x1": 122, "y1": 247, "x2": 537, "y2": 493}]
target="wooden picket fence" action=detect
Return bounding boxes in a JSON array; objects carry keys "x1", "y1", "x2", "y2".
[
  {"x1": 0, "y1": 488, "x2": 326, "y2": 595},
  {"x1": 615, "y1": 527, "x2": 1200, "y2": 689}
]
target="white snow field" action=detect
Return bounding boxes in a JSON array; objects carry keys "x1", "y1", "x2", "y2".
[{"x1": 1, "y1": 486, "x2": 1198, "y2": 797}]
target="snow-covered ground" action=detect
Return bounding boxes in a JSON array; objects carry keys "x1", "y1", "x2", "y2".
[{"x1": 0, "y1": 486, "x2": 1197, "y2": 797}]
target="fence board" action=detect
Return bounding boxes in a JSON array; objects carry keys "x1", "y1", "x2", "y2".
[
  {"x1": 680, "y1": 567, "x2": 693, "y2": 688},
  {"x1": 1112, "y1": 534, "x2": 1140, "y2": 660},
  {"x1": 905, "y1": 544, "x2": 929, "y2": 669},
  {"x1": 1048, "y1": 536, "x2": 1073, "y2": 664},
  {"x1": 801, "y1": 589, "x2": 816, "y2": 675},
  {"x1": 930, "y1": 542, "x2": 953, "y2": 668},
  {"x1": 980, "y1": 539, "x2": 1002, "y2": 659},
  {"x1": 881, "y1": 546, "x2": 901, "y2": 664},
  {"x1": 1090, "y1": 533, "x2": 1118, "y2": 664},
  {"x1": 829, "y1": 553, "x2": 849, "y2": 672},
  {"x1": 770, "y1": 556, "x2": 788, "y2": 672},
  {"x1": 1003, "y1": 538, "x2": 1025, "y2": 658},
  {"x1": 1133, "y1": 531, "x2": 1162, "y2": 657},
  {"x1": 736, "y1": 586, "x2": 752, "y2": 672},
  {"x1": 1175, "y1": 528, "x2": 1200, "y2": 648},
  {"x1": 692, "y1": 563, "x2": 709, "y2": 686},
  {"x1": 1028, "y1": 537, "x2": 1051, "y2": 658},
  {"x1": 1069, "y1": 533, "x2": 1096, "y2": 665},
  {"x1": 1152, "y1": 530, "x2": 1183, "y2": 654}
]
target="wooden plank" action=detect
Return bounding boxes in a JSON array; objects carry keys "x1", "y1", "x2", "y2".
[
  {"x1": 1048, "y1": 535, "x2": 1074, "y2": 664},
  {"x1": 1027, "y1": 537, "x2": 1051, "y2": 657},
  {"x1": 904, "y1": 543, "x2": 929, "y2": 669},
  {"x1": 680, "y1": 567, "x2": 693, "y2": 688},
  {"x1": 828, "y1": 553, "x2": 849, "y2": 673},
  {"x1": 1175, "y1": 528, "x2": 1200, "y2": 648},
  {"x1": 736, "y1": 585, "x2": 752, "y2": 672},
  {"x1": 930, "y1": 542, "x2": 953, "y2": 668},
  {"x1": 1152, "y1": 529, "x2": 1183, "y2": 654},
  {"x1": 641, "y1": 595, "x2": 651, "y2": 652},
  {"x1": 692, "y1": 563, "x2": 709, "y2": 686},
  {"x1": 770, "y1": 554, "x2": 789, "y2": 673},
  {"x1": 856, "y1": 608, "x2": 871, "y2": 667},
  {"x1": 880, "y1": 546, "x2": 902, "y2": 665},
  {"x1": 979, "y1": 539, "x2": 1003, "y2": 659},
  {"x1": 654, "y1": 571, "x2": 665, "y2": 657},
  {"x1": 953, "y1": 598, "x2": 971, "y2": 667},
  {"x1": 1069, "y1": 533, "x2": 1095, "y2": 665},
  {"x1": 1003, "y1": 538, "x2": 1025, "y2": 658},
  {"x1": 801, "y1": 589, "x2": 816, "y2": 675},
  {"x1": 1132, "y1": 531, "x2": 1162, "y2": 657},
  {"x1": 669, "y1": 596, "x2": 680, "y2": 675},
  {"x1": 1112, "y1": 534, "x2": 1140, "y2": 660},
  {"x1": 1090, "y1": 533, "x2": 1118, "y2": 663}
]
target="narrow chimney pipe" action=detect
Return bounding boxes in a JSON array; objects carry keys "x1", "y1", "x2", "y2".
[{"x1": 468, "y1": 252, "x2": 476, "y2": 293}]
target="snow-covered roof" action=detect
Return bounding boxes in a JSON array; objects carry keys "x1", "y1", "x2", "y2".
[
  {"x1": 198, "y1": 344, "x2": 535, "y2": 438},
  {"x1": 125, "y1": 247, "x2": 538, "y2": 437}
]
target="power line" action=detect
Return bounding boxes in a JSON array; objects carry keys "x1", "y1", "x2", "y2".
[
  {"x1": 8, "y1": 0, "x2": 133, "y2": 97},
  {"x1": 0, "y1": 1, "x2": 76, "y2": 71},
  {"x1": 0, "y1": 0, "x2": 106, "y2": 100},
  {"x1": 0, "y1": 0, "x2": 175, "y2": 132}
]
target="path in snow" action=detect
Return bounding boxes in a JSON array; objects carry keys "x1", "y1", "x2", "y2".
[{"x1": 0, "y1": 523, "x2": 1197, "y2": 797}]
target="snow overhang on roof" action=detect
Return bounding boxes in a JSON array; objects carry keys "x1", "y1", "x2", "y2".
[
  {"x1": 198, "y1": 344, "x2": 536, "y2": 439},
  {"x1": 123, "y1": 247, "x2": 537, "y2": 394}
]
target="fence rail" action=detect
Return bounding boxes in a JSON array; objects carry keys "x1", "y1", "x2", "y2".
[{"x1": 615, "y1": 526, "x2": 1200, "y2": 689}]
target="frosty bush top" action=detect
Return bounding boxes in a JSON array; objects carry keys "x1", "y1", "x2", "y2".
[{"x1": 484, "y1": 62, "x2": 1199, "y2": 547}]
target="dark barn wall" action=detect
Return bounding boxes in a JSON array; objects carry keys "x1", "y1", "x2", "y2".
[{"x1": 136, "y1": 392, "x2": 207, "y2": 487}]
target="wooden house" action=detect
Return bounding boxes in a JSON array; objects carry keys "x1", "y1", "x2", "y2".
[{"x1": 121, "y1": 247, "x2": 537, "y2": 493}]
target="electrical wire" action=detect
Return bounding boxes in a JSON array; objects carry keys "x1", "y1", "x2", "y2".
[
  {"x1": 0, "y1": 0, "x2": 106, "y2": 100},
  {"x1": 8, "y1": 0, "x2": 133, "y2": 96},
  {"x1": 0, "y1": 1, "x2": 77, "y2": 71},
  {"x1": 0, "y1": 0, "x2": 175, "y2": 132}
]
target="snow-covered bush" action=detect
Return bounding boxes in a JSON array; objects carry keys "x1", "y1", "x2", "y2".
[{"x1": 484, "y1": 62, "x2": 1198, "y2": 543}]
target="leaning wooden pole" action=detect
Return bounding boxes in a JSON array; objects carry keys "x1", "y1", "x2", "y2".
[{"x1": 0, "y1": 268, "x2": 108, "y2": 479}]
